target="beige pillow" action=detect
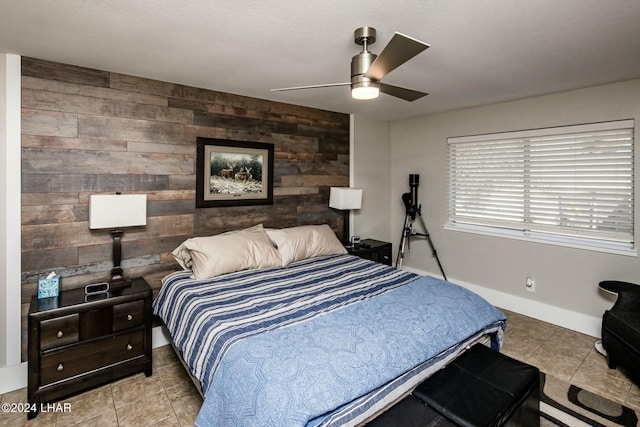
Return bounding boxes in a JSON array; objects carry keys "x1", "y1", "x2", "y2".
[
  {"x1": 174, "y1": 225, "x2": 282, "y2": 279},
  {"x1": 172, "y1": 224, "x2": 266, "y2": 269},
  {"x1": 172, "y1": 243, "x2": 193, "y2": 270},
  {"x1": 266, "y1": 224, "x2": 347, "y2": 265}
]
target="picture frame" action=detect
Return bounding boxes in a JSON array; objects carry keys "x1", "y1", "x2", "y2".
[{"x1": 196, "y1": 137, "x2": 274, "y2": 208}]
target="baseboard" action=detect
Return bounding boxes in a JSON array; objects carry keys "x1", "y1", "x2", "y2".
[
  {"x1": 152, "y1": 324, "x2": 172, "y2": 347},
  {"x1": 0, "y1": 362, "x2": 27, "y2": 394},
  {"x1": 403, "y1": 267, "x2": 602, "y2": 338},
  {"x1": 0, "y1": 326, "x2": 173, "y2": 395}
]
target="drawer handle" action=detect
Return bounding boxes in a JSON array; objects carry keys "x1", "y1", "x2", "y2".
[
  {"x1": 127, "y1": 344, "x2": 133, "y2": 351},
  {"x1": 57, "y1": 363, "x2": 64, "y2": 372},
  {"x1": 57, "y1": 330, "x2": 64, "y2": 338},
  {"x1": 127, "y1": 314, "x2": 133, "y2": 321}
]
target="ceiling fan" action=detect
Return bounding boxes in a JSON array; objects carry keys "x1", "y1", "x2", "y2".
[{"x1": 272, "y1": 27, "x2": 430, "y2": 102}]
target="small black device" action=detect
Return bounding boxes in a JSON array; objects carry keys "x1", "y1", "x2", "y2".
[
  {"x1": 396, "y1": 174, "x2": 447, "y2": 280},
  {"x1": 85, "y1": 282, "x2": 109, "y2": 294}
]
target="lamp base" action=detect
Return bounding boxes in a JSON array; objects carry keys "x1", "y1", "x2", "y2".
[
  {"x1": 109, "y1": 228, "x2": 130, "y2": 289},
  {"x1": 110, "y1": 228, "x2": 124, "y2": 280},
  {"x1": 341, "y1": 210, "x2": 351, "y2": 245}
]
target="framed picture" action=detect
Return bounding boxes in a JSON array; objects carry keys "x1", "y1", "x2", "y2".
[{"x1": 196, "y1": 137, "x2": 274, "y2": 208}]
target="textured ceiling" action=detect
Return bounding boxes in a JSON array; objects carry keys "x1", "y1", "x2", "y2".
[{"x1": 1, "y1": 0, "x2": 640, "y2": 120}]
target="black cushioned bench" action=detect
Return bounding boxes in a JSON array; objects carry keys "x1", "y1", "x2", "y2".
[
  {"x1": 367, "y1": 395, "x2": 456, "y2": 427},
  {"x1": 413, "y1": 344, "x2": 540, "y2": 427}
]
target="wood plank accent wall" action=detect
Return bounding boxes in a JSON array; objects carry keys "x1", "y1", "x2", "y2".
[{"x1": 20, "y1": 57, "x2": 349, "y2": 359}]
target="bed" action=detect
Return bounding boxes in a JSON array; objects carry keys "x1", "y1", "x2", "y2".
[{"x1": 153, "y1": 224, "x2": 507, "y2": 427}]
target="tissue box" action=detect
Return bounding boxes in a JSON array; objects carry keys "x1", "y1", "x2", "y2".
[{"x1": 38, "y1": 275, "x2": 60, "y2": 299}]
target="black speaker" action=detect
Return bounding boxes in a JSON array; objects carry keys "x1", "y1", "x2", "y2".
[{"x1": 85, "y1": 282, "x2": 109, "y2": 294}]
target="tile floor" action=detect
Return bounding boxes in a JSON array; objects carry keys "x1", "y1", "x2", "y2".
[
  {"x1": 1, "y1": 310, "x2": 639, "y2": 426},
  {"x1": 500, "y1": 308, "x2": 640, "y2": 411}
]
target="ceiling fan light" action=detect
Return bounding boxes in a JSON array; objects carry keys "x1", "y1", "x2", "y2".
[{"x1": 351, "y1": 85, "x2": 380, "y2": 100}]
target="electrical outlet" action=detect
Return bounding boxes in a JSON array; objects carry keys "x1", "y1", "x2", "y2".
[{"x1": 526, "y1": 276, "x2": 536, "y2": 292}]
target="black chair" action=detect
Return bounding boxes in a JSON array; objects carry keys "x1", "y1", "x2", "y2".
[{"x1": 600, "y1": 280, "x2": 640, "y2": 384}]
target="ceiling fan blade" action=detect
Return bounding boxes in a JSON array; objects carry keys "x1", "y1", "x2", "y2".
[
  {"x1": 379, "y1": 83, "x2": 428, "y2": 102},
  {"x1": 271, "y1": 82, "x2": 350, "y2": 92},
  {"x1": 365, "y1": 32, "x2": 429, "y2": 81}
]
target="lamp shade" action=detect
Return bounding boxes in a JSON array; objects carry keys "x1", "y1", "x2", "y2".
[
  {"x1": 329, "y1": 187, "x2": 363, "y2": 210},
  {"x1": 89, "y1": 194, "x2": 147, "y2": 229}
]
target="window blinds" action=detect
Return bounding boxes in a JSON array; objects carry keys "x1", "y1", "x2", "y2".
[{"x1": 448, "y1": 120, "x2": 634, "y2": 248}]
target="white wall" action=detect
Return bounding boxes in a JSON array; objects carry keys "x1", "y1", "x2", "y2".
[
  {"x1": 0, "y1": 53, "x2": 26, "y2": 393},
  {"x1": 388, "y1": 79, "x2": 640, "y2": 337},
  {"x1": 351, "y1": 115, "x2": 392, "y2": 243},
  {"x1": 0, "y1": 52, "x2": 6, "y2": 370}
]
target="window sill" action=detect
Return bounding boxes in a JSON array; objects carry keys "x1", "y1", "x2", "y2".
[{"x1": 444, "y1": 222, "x2": 637, "y2": 257}]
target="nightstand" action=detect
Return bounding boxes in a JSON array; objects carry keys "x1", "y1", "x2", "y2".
[
  {"x1": 347, "y1": 239, "x2": 392, "y2": 266},
  {"x1": 27, "y1": 277, "x2": 152, "y2": 419}
]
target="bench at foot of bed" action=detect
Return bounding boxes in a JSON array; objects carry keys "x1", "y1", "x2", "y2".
[
  {"x1": 369, "y1": 344, "x2": 540, "y2": 427},
  {"x1": 413, "y1": 343, "x2": 540, "y2": 427},
  {"x1": 366, "y1": 394, "x2": 456, "y2": 426}
]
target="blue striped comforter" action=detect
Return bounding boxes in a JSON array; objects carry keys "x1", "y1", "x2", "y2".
[{"x1": 153, "y1": 254, "x2": 506, "y2": 426}]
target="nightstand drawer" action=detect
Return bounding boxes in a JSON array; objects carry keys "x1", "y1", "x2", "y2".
[
  {"x1": 40, "y1": 329, "x2": 144, "y2": 385},
  {"x1": 113, "y1": 300, "x2": 144, "y2": 332},
  {"x1": 40, "y1": 314, "x2": 79, "y2": 351}
]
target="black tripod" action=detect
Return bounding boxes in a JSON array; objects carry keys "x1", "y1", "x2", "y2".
[{"x1": 395, "y1": 174, "x2": 447, "y2": 281}]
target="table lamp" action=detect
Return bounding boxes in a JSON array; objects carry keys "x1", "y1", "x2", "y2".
[
  {"x1": 89, "y1": 194, "x2": 147, "y2": 287},
  {"x1": 329, "y1": 187, "x2": 363, "y2": 244}
]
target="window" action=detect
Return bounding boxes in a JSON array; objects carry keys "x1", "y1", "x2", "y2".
[{"x1": 447, "y1": 120, "x2": 635, "y2": 253}]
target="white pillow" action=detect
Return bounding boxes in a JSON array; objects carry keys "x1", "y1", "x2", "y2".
[
  {"x1": 266, "y1": 224, "x2": 347, "y2": 265},
  {"x1": 173, "y1": 224, "x2": 282, "y2": 279}
]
